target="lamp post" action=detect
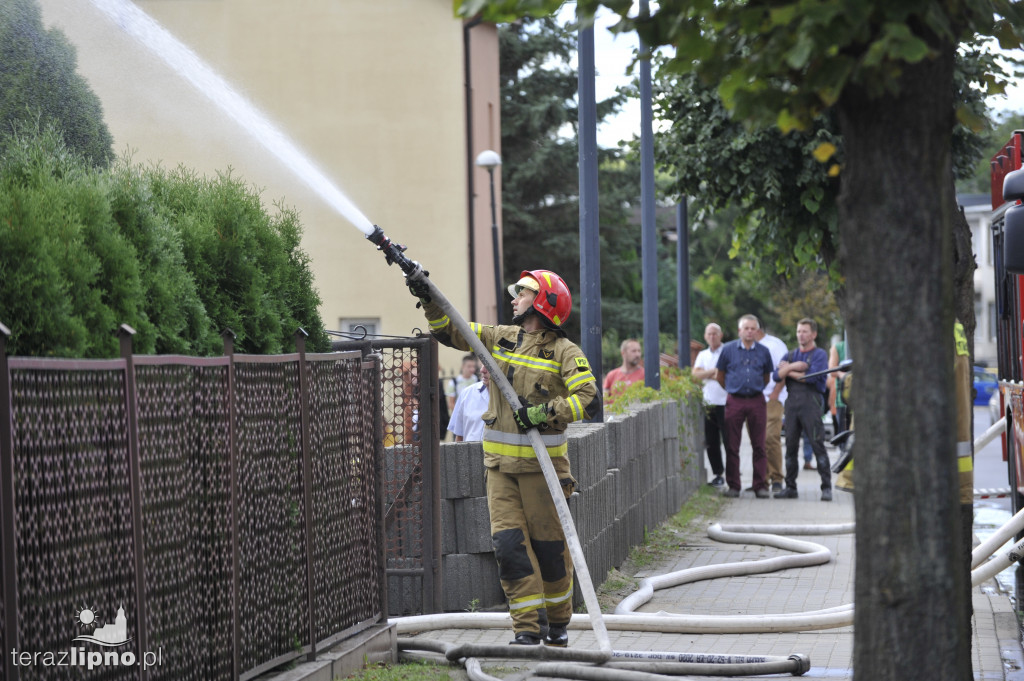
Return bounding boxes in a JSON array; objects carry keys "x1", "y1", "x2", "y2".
[{"x1": 475, "y1": 149, "x2": 503, "y2": 324}]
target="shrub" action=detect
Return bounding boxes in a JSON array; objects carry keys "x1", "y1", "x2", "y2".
[
  {"x1": 0, "y1": 125, "x2": 329, "y2": 357},
  {"x1": 605, "y1": 365, "x2": 704, "y2": 414}
]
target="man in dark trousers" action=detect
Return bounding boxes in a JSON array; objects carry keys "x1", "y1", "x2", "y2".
[
  {"x1": 715, "y1": 314, "x2": 775, "y2": 498},
  {"x1": 775, "y1": 318, "x2": 832, "y2": 501}
]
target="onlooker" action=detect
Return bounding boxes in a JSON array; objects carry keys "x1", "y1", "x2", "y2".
[
  {"x1": 446, "y1": 353, "x2": 480, "y2": 412},
  {"x1": 603, "y1": 339, "x2": 644, "y2": 398},
  {"x1": 775, "y1": 318, "x2": 832, "y2": 501},
  {"x1": 828, "y1": 335, "x2": 850, "y2": 434},
  {"x1": 756, "y1": 324, "x2": 788, "y2": 494},
  {"x1": 715, "y1": 314, "x2": 774, "y2": 498},
  {"x1": 448, "y1": 364, "x2": 490, "y2": 442},
  {"x1": 692, "y1": 323, "x2": 727, "y2": 487}
]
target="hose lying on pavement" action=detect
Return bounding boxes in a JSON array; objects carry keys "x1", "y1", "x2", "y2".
[
  {"x1": 615, "y1": 522, "x2": 854, "y2": 617},
  {"x1": 395, "y1": 521, "x2": 850, "y2": 680},
  {"x1": 399, "y1": 637, "x2": 812, "y2": 678},
  {"x1": 394, "y1": 486, "x2": 1024, "y2": 679}
]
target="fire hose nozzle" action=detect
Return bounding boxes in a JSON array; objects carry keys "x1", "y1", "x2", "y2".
[{"x1": 366, "y1": 224, "x2": 417, "y2": 276}]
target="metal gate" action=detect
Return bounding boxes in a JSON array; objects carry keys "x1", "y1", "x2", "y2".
[{"x1": 332, "y1": 334, "x2": 442, "y2": 616}]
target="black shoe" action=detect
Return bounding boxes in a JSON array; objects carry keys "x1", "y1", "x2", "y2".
[
  {"x1": 771, "y1": 482, "x2": 783, "y2": 494},
  {"x1": 709, "y1": 475, "x2": 725, "y2": 487},
  {"x1": 754, "y1": 488, "x2": 770, "y2": 499},
  {"x1": 821, "y1": 488, "x2": 833, "y2": 502},
  {"x1": 544, "y1": 624, "x2": 568, "y2": 647},
  {"x1": 776, "y1": 487, "x2": 799, "y2": 499},
  {"x1": 723, "y1": 488, "x2": 740, "y2": 498},
  {"x1": 510, "y1": 632, "x2": 541, "y2": 645}
]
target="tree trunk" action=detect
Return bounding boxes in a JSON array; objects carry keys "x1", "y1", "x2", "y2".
[{"x1": 836, "y1": 44, "x2": 971, "y2": 681}]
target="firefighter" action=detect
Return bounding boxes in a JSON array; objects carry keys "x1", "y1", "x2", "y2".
[
  {"x1": 954, "y1": 319, "x2": 974, "y2": 644},
  {"x1": 409, "y1": 269, "x2": 601, "y2": 647}
]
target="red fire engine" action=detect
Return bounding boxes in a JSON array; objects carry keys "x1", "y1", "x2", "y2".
[{"x1": 991, "y1": 130, "x2": 1024, "y2": 516}]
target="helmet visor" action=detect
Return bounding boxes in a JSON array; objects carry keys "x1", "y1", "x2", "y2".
[{"x1": 507, "y1": 275, "x2": 539, "y2": 299}]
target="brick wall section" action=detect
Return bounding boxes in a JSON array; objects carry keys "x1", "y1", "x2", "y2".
[{"x1": 437, "y1": 399, "x2": 706, "y2": 613}]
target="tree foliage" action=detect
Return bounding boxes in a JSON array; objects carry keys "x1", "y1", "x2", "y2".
[
  {"x1": 463, "y1": 0, "x2": 1023, "y2": 129},
  {"x1": 0, "y1": 0, "x2": 114, "y2": 168},
  {"x1": 651, "y1": 43, "x2": 994, "y2": 290},
  {"x1": 498, "y1": 16, "x2": 647, "y2": 342},
  {"x1": 0, "y1": 124, "x2": 329, "y2": 358}
]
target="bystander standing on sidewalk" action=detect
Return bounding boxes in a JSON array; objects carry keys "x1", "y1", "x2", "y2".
[
  {"x1": 757, "y1": 323, "x2": 788, "y2": 494},
  {"x1": 775, "y1": 318, "x2": 832, "y2": 501},
  {"x1": 693, "y1": 323, "x2": 727, "y2": 487},
  {"x1": 716, "y1": 314, "x2": 774, "y2": 498}
]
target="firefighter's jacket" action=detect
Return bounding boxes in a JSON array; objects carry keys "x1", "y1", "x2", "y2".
[
  {"x1": 422, "y1": 300, "x2": 601, "y2": 474},
  {"x1": 954, "y1": 320, "x2": 973, "y2": 505}
]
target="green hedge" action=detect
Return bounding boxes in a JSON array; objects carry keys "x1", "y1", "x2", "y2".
[{"x1": 0, "y1": 124, "x2": 329, "y2": 358}]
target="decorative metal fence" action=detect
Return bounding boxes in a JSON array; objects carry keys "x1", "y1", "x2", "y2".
[
  {"x1": 331, "y1": 335, "x2": 442, "y2": 617},
  {"x1": 0, "y1": 325, "x2": 386, "y2": 681}
]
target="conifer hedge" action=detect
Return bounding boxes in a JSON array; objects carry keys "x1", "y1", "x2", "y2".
[{"x1": 0, "y1": 124, "x2": 330, "y2": 357}]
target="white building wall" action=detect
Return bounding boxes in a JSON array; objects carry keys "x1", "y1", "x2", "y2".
[{"x1": 963, "y1": 194, "x2": 997, "y2": 366}]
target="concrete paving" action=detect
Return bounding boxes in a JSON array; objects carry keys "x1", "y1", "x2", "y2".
[{"x1": 399, "y1": 435, "x2": 1024, "y2": 680}]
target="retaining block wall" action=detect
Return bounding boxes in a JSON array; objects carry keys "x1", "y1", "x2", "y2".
[{"x1": 438, "y1": 398, "x2": 705, "y2": 614}]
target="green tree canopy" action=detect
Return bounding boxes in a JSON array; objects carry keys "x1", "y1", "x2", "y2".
[{"x1": 499, "y1": 16, "x2": 647, "y2": 342}]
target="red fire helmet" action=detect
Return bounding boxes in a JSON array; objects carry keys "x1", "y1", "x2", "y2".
[{"x1": 518, "y1": 269, "x2": 571, "y2": 328}]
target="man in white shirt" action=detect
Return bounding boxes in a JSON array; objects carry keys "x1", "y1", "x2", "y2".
[
  {"x1": 448, "y1": 363, "x2": 490, "y2": 442},
  {"x1": 757, "y1": 324, "x2": 789, "y2": 494},
  {"x1": 691, "y1": 323, "x2": 727, "y2": 486}
]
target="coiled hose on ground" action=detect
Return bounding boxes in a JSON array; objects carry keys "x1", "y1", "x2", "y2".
[{"x1": 395, "y1": 502, "x2": 1024, "y2": 679}]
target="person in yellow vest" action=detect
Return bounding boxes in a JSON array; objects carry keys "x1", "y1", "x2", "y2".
[
  {"x1": 954, "y1": 319, "x2": 974, "y2": 643},
  {"x1": 409, "y1": 269, "x2": 601, "y2": 647}
]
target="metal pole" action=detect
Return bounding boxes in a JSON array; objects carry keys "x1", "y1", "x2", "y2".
[
  {"x1": 0, "y1": 323, "x2": 20, "y2": 681},
  {"x1": 118, "y1": 324, "x2": 150, "y2": 680},
  {"x1": 676, "y1": 200, "x2": 691, "y2": 368},
  {"x1": 578, "y1": 20, "x2": 603, "y2": 420},
  {"x1": 489, "y1": 167, "x2": 504, "y2": 325},
  {"x1": 639, "y1": 0, "x2": 660, "y2": 390},
  {"x1": 295, "y1": 329, "x2": 317, "y2": 660}
]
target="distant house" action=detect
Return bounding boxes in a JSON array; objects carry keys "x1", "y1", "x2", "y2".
[{"x1": 37, "y1": 0, "x2": 503, "y2": 374}]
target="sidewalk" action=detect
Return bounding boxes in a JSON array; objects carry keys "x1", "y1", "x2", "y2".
[{"x1": 400, "y1": 436, "x2": 1024, "y2": 680}]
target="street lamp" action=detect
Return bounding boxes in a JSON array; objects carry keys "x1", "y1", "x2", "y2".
[{"x1": 475, "y1": 150, "x2": 503, "y2": 324}]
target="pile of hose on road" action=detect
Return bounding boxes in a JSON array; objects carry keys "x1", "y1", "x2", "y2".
[{"x1": 392, "y1": 506, "x2": 1024, "y2": 681}]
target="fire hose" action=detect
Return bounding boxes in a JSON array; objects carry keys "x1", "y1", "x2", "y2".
[{"x1": 367, "y1": 226, "x2": 612, "y2": 654}]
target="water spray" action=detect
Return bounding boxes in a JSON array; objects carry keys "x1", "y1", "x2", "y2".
[{"x1": 367, "y1": 225, "x2": 613, "y2": 654}]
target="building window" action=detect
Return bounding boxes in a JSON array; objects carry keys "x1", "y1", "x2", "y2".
[
  {"x1": 975, "y1": 297, "x2": 984, "y2": 343},
  {"x1": 339, "y1": 317, "x2": 379, "y2": 337}
]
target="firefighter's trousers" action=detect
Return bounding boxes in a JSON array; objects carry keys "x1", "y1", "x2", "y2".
[{"x1": 487, "y1": 467, "x2": 575, "y2": 636}]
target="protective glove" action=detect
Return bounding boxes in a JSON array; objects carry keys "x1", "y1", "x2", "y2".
[
  {"x1": 514, "y1": 403, "x2": 549, "y2": 431},
  {"x1": 406, "y1": 272, "x2": 431, "y2": 307}
]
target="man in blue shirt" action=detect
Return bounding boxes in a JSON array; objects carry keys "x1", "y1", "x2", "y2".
[
  {"x1": 774, "y1": 318, "x2": 832, "y2": 501},
  {"x1": 715, "y1": 314, "x2": 775, "y2": 498}
]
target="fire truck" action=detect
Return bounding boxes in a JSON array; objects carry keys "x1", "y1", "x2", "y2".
[{"x1": 991, "y1": 130, "x2": 1024, "y2": 518}]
